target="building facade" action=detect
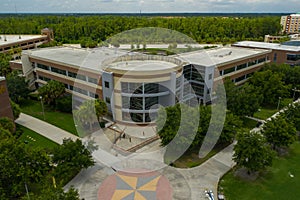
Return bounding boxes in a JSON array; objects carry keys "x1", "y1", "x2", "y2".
[
  {"x1": 0, "y1": 77, "x2": 14, "y2": 121},
  {"x1": 18, "y1": 46, "x2": 270, "y2": 125},
  {"x1": 233, "y1": 41, "x2": 300, "y2": 66},
  {"x1": 281, "y1": 14, "x2": 300, "y2": 34},
  {"x1": 0, "y1": 28, "x2": 53, "y2": 55}
]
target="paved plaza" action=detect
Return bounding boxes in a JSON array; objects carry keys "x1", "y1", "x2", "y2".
[{"x1": 17, "y1": 113, "x2": 235, "y2": 200}]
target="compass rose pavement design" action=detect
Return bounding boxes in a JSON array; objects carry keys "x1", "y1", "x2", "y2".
[{"x1": 98, "y1": 170, "x2": 172, "y2": 200}]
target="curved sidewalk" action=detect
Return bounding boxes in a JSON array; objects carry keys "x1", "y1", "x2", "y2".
[{"x1": 15, "y1": 113, "x2": 79, "y2": 145}]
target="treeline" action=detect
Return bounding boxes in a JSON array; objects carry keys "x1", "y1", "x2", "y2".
[{"x1": 0, "y1": 15, "x2": 281, "y2": 44}]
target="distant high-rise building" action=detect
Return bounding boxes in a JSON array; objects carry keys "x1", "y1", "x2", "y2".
[{"x1": 281, "y1": 13, "x2": 300, "y2": 34}]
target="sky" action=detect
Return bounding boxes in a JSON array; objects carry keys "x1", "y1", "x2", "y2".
[{"x1": 0, "y1": 0, "x2": 300, "y2": 13}]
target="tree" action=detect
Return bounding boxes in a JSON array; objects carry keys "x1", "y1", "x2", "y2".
[
  {"x1": 223, "y1": 78, "x2": 262, "y2": 117},
  {"x1": 0, "y1": 135, "x2": 51, "y2": 199},
  {"x1": 73, "y1": 99, "x2": 98, "y2": 131},
  {"x1": 52, "y1": 139, "x2": 94, "y2": 183},
  {"x1": 261, "y1": 116, "x2": 297, "y2": 151},
  {"x1": 10, "y1": 100, "x2": 21, "y2": 120},
  {"x1": 157, "y1": 103, "x2": 200, "y2": 163},
  {"x1": 30, "y1": 186, "x2": 80, "y2": 200},
  {"x1": 6, "y1": 71, "x2": 30, "y2": 103},
  {"x1": 95, "y1": 99, "x2": 108, "y2": 122},
  {"x1": 0, "y1": 117, "x2": 15, "y2": 134},
  {"x1": 233, "y1": 131, "x2": 275, "y2": 174},
  {"x1": 219, "y1": 112, "x2": 243, "y2": 144},
  {"x1": 284, "y1": 102, "x2": 300, "y2": 131},
  {"x1": 249, "y1": 70, "x2": 290, "y2": 106},
  {"x1": 38, "y1": 80, "x2": 65, "y2": 105},
  {"x1": 0, "y1": 53, "x2": 11, "y2": 77}
]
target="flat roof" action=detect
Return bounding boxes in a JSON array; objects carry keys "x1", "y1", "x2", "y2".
[
  {"x1": 108, "y1": 60, "x2": 178, "y2": 72},
  {"x1": 234, "y1": 41, "x2": 300, "y2": 52},
  {"x1": 26, "y1": 47, "x2": 129, "y2": 72},
  {"x1": 178, "y1": 47, "x2": 270, "y2": 67},
  {"x1": 0, "y1": 34, "x2": 47, "y2": 46}
]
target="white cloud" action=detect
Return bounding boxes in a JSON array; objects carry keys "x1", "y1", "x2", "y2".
[{"x1": 0, "y1": 0, "x2": 299, "y2": 13}]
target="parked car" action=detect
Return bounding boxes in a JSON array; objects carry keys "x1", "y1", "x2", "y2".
[{"x1": 205, "y1": 190, "x2": 215, "y2": 200}]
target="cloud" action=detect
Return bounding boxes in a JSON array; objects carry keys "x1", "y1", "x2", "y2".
[{"x1": 0, "y1": 0, "x2": 299, "y2": 13}]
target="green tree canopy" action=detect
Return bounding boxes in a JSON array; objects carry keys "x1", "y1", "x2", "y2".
[
  {"x1": 249, "y1": 70, "x2": 290, "y2": 106},
  {"x1": 0, "y1": 117, "x2": 15, "y2": 134},
  {"x1": 52, "y1": 139, "x2": 94, "y2": 184},
  {"x1": 38, "y1": 80, "x2": 65, "y2": 105},
  {"x1": 6, "y1": 71, "x2": 31, "y2": 103},
  {"x1": 0, "y1": 53, "x2": 11, "y2": 77},
  {"x1": 10, "y1": 100, "x2": 21, "y2": 120},
  {"x1": 233, "y1": 131, "x2": 275, "y2": 174},
  {"x1": 95, "y1": 99, "x2": 108, "y2": 122},
  {"x1": 261, "y1": 116, "x2": 297, "y2": 151}
]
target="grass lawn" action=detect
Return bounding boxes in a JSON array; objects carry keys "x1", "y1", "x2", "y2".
[
  {"x1": 219, "y1": 141, "x2": 300, "y2": 200},
  {"x1": 172, "y1": 143, "x2": 229, "y2": 168},
  {"x1": 253, "y1": 107, "x2": 278, "y2": 120},
  {"x1": 18, "y1": 125, "x2": 59, "y2": 151},
  {"x1": 242, "y1": 117, "x2": 258, "y2": 129},
  {"x1": 20, "y1": 99, "x2": 78, "y2": 136}
]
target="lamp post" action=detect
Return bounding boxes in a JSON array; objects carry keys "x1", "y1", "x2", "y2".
[
  {"x1": 112, "y1": 126, "x2": 117, "y2": 144},
  {"x1": 277, "y1": 97, "x2": 282, "y2": 110},
  {"x1": 39, "y1": 96, "x2": 45, "y2": 120}
]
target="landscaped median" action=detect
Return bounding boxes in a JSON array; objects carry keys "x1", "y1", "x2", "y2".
[{"x1": 20, "y1": 99, "x2": 78, "y2": 136}]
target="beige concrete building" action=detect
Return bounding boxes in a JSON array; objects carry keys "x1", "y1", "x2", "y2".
[
  {"x1": 17, "y1": 46, "x2": 270, "y2": 125},
  {"x1": 0, "y1": 28, "x2": 53, "y2": 55},
  {"x1": 233, "y1": 41, "x2": 300, "y2": 66},
  {"x1": 281, "y1": 13, "x2": 300, "y2": 34}
]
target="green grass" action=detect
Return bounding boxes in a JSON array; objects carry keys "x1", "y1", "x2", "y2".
[
  {"x1": 18, "y1": 125, "x2": 59, "y2": 151},
  {"x1": 172, "y1": 143, "x2": 229, "y2": 168},
  {"x1": 20, "y1": 99, "x2": 78, "y2": 136},
  {"x1": 242, "y1": 117, "x2": 259, "y2": 129},
  {"x1": 253, "y1": 107, "x2": 278, "y2": 120},
  {"x1": 220, "y1": 141, "x2": 300, "y2": 200}
]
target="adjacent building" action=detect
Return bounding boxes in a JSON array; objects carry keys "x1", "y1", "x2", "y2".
[
  {"x1": 0, "y1": 28, "x2": 53, "y2": 55},
  {"x1": 0, "y1": 77, "x2": 14, "y2": 121},
  {"x1": 233, "y1": 41, "x2": 300, "y2": 66},
  {"x1": 18, "y1": 46, "x2": 270, "y2": 125},
  {"x1": 281, "y1": 13, "x2": 300, "y2": 34}
]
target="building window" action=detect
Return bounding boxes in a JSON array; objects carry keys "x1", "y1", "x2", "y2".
[
  {"x1": 274, "y1": 53, "x2": 277, "y2": 62},
  {"x1": 105, "y1": 97, "x2": 111, "y2": 104},
  {"x1": 236, "y1": 63, "x2": 247, "y2": 71},
  {"x1": 68, "y1": 71, "x2": 77, "y2": 78},
  {"x1": 88, "y1": 77, "x2": 98, "y2": 84},
  {"x1": 76, "y1": 74, "x2": 86, "y2": 81},
  {"x1": 287, "y1": 54, "x2": 300, "y2": 61},
  {"x1": 208, "y1": 73, "x2": 213, "y2": 80},
  {"x1": 51, "y1": 67, "x2": 66, "y2": 76},
  {"x1": 37, "y1": 63, "x2": 49, "y2": 70},
  {"x1": 223, "y1": 67, "x2": 235, "y2": 75},
  {"x1": 104, "y1": 81, "x2": 110, "y2": 88}
]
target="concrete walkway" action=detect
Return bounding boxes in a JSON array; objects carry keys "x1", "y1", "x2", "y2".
[{"x1": 15, "y1": 113, "x2": 79, "y2": 144}]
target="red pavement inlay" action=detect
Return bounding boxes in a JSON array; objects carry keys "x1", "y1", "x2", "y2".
[{"x1": 98, "y1": 169, "x2": 172, "y2": 200}]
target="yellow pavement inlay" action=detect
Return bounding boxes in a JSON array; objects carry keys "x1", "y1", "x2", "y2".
[
  {"x1": 118, "y1": 174, "x2": 138, "y2": 189},
  {"x1": 138, "y1": 176, "x2": 161, "y2": 191},
  {"x1": 134, "y1": 191, "x2": 147, "y2": 200},
  {"x1": 111, "y1": 190, "x2": 134, "y2": 200}
]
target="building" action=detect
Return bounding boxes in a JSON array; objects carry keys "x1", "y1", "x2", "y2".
[
  {"x1": 18, "y1": 46, "x2": 270, "y2": 125},
  {"x1": 281, "y1": 13, "x2": 300, "y2": 34},
  {"x1": 0, "y1": 77, "x2": 14, "y2": 121},
  {"x1": 0, "y1": 28, "x2": 53, "y2": 55},
  {"x1": 233, "y1": 41, "x2": 300, "y2": 66}
]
